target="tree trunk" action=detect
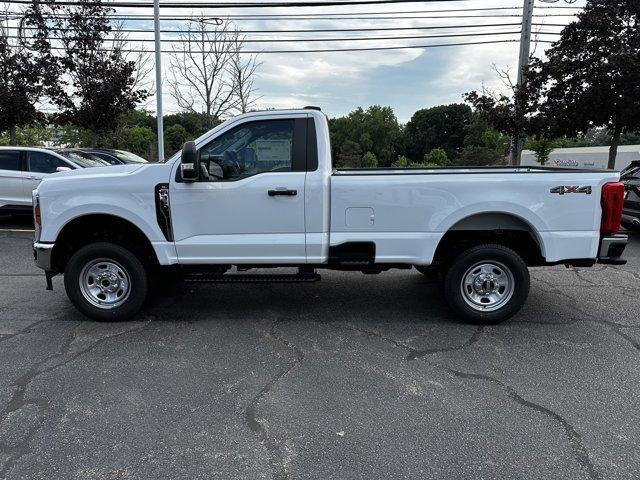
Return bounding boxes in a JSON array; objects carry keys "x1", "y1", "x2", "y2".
[
  {"x1": 9, "y1": 126, "x2": 17, "y2": 145},
  {"x1": 608, "y1": 129, "x2": 621, "y2": 170}
]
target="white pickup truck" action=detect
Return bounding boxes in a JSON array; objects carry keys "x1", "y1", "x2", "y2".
[{"x1": 33, "y1": 108, "x2": 628, "y2": 324}]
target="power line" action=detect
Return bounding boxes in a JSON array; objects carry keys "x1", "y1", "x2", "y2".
[
  {"x1": 1, "y1": 0, "x2": 518, "y2": 8},
  {"x1": 8, "y1": 24, "x2": 525, "y2": 34},
  {"x1": 8, "y1": 30, "x2": 530, "y2": 44},
  {"x1": 14, "y1": 38, "x2": 548, "y2": 54},
  {"x1": 10, "y1": 22, "x2": 570, "y2": 35},
  {"x1": 4, "y1": 13, "x2": 579, "y2": 21}
]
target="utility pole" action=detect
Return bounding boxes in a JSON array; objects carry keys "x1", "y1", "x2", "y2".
[
  {"x1": 512, "y1": 0, "x2": 535, "y2": 166},
  {"x1": 153, "y1": 0, "x2": 165, "y2": 162}
]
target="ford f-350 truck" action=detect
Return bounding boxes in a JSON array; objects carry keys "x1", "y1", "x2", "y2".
[{"x1": 32, "y1": 108, "x2": 628, "y2": 324}]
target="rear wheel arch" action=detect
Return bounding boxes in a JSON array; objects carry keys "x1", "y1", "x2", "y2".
[{"x1": 431, "y1": 212, "x2": 546, "y2": 268}]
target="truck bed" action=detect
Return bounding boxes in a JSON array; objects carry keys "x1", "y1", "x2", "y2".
[{"x1": 329, "y1": 167, "x2": 620, "y2": 265}]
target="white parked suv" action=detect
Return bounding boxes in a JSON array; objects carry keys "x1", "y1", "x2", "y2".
[
  {"x1": 32, "y1": 109, "x2": 628, "y2": 324},
  {"x1": 0, "y1": 147, "x2": 107, "y2": 214}
]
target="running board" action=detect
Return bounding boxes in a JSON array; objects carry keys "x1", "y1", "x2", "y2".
[{"x1": 184, "y1": 271, "x2": 321, "y2": 284}]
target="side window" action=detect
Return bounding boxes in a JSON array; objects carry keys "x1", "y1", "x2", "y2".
[
  {"x1": 0, "y1": 151, "x2": 21, "y2": 171},
  {"x1": 199, "y1": 119, "x2": 295, "y2": 181},
  {"x1": 27, "y1": 152, "x2": 69, "y2": 174}
]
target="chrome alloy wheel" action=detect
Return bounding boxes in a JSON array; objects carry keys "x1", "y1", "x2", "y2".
[
  {"x1": 460, "y1": 261, "x2": 515, "y2": 312},
  {"x1": 79, "y1": 258, "x2": 131, "y2": 310}
]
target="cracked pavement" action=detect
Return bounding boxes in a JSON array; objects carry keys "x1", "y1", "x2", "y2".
[{"x1": 1, "y1": 216, "x2": 640, "y2": 480}]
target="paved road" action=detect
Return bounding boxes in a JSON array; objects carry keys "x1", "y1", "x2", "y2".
[{"x1": 1, "y1": 215, "x2": 639, "y2": 480}]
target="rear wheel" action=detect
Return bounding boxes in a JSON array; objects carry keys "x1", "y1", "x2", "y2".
[
  {"x1": 64, "y1": 242, "x2": 148, "y2": 321},
  {"x1": 443, "y1": 244, "x2": 529, "y2": 324}
]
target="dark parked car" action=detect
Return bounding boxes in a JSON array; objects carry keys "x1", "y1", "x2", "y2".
[
  {"x1": 83, "y1": 149, "x2": 148, "y2": 165},
  {"x1": 621, "y1": 161, "x2": 640, "y2": 230}
]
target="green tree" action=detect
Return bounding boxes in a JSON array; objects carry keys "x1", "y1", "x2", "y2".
[
  {"x1": 25, "y1": 0, "x2": 148, "y2": 146},
  {"x1": 0, "y1": 26, "x2": 50, "y2": 143},
  {"x1": 0, "y1": 125, "x2": 51, "y2": 146},
  {"x1": 402, "y1": 104, "x2": 473, "y2": 161},
  {"x1": 529, "y1": 0, "x2": 640, "y2": 168},
  {"x1": 329, "y1": 105, "x2": 401, "y2": 166},
  {"x1": 164, "y1": 124, "x2": 190, "y2": 156},
  {"x1": 458, "y1": 117, "x2": 510, "y2": 166},
  {"x1": 424, "y1": 148, "x2": 449, "y2": 167},
  {"x1": 121, "y1": 110, "x2": 157, "y2": 131},
  {"x1": 164, "y1": 112, "x2": 213, "y2": 139},
  {"x1": 361, "y1": 151, "x2": 378, "y2": 168},
  {"x1": 392, "y1": 155, "x2": 409, "y2": 168},
  {"x1": 336, "y1": 140, "x2": 362, "y2": 168},
  {"x1": 525, "y1": 135, "x2": 557, "y2": 166},
  {"x1": 111, "y1": 126, "x2": 156, "y2": 160}
]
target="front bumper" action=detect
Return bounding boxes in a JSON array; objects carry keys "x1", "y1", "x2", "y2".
[
  {"x1": 33, "y1": 242, "x2": 54, "y2": 271},
  {"x1": 598, "y1": 234, "x2": 628, "y2": 265}
]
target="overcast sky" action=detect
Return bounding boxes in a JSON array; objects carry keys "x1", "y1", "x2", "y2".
[
  {"x1": 150, "y1": 0, "x2": 587, "y2": 121},
  {"x1": 6, "y1": 0, "x2": 587, "y2": 122}
]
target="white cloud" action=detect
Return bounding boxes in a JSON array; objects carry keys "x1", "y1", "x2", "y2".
[{"x1": 7, "y1": 0, "x2": 588, "y2": 119}]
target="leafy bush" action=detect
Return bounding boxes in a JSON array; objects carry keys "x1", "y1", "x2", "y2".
[
  {"x1": 424, "y1": 148, "x2": 449, "y2": 166},
  {"x1": 361, "y1": 151, "x2": 378, "y2": 168},
  {"x1": 392, "y1": 155, "x2": 409, "y2": 168},
  {"x1": 525, "y1": 135, "x2": 557, "y2": 166}
]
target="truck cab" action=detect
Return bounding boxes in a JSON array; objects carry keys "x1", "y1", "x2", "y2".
[{"x1": 33, "y1": 109, "x2": 628, "y2": 324}]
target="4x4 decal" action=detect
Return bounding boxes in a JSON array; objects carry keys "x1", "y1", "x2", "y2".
[{"x1": 550, "y1": 186, "x2": 592, "y2": 195}]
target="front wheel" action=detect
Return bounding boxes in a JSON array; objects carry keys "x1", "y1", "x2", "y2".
[
  {"x1": 443, "y1": 244, "x2": 530, "y2": 324},
  {"x1": 64, "y1": 242, "x2": 148, "y2": 321}
]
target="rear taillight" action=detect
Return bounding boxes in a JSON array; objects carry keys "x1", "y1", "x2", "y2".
[
  {"x1": 601, "y1": 182, "x2": 625, "y2": 235},
  {"x1": 33, "y1": 194, "x2": 41, "y2": 226}
]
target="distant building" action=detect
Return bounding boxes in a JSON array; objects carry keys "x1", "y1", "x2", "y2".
[{"x1": 521, "y1": 145, "x2": 640, "y2": 171}]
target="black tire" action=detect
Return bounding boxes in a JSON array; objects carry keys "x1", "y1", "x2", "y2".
[
  {"x1": 64, "y1": 242, "x2": 148, "y2": 321},
  {"x1": 443, "y1": 244, "x2": 529, "y2": 325}
]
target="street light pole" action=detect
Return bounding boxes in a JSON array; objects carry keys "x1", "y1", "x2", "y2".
[
  {"x1": 512, "y1": 0, "x2": 535, "y2": 166},
  {"x1": 153, "y1": 0, "x2": 165, "y2": 162}
]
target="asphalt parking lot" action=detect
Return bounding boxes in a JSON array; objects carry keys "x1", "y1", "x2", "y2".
[{"x1": 1, "y1": 216, "x2": 639, "y2": 480}]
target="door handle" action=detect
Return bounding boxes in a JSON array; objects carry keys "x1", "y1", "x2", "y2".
[{"x1": 268, "y1": 189, "x2": 297, "y2": 197}]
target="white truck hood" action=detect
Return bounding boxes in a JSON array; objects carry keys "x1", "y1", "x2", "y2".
[{"x1": 50, "y1": 164, "x2": 145, "y2": 180}]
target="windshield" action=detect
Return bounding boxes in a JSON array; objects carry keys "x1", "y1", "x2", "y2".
[
  {"x1": 113, "y1": 150, "x2": 148, "y2": 164},
  {"x1": 55, "y1": 150, "x2": 110, "y2": 168}
]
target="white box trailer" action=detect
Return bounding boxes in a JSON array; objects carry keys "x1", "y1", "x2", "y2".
[{"x1": 521, "y1": 145, "x2": 640, "y2": 171}]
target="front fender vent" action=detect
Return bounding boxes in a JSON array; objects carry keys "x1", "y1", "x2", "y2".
[{"x1": 155, "y1": 183, "x2": 173, "y2": 241}]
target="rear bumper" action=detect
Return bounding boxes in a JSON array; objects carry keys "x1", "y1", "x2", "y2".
[
  {"x1": 33, "y1": 242, "x2": 54, "y2": 271},
  {"x1": 598, "y1": 234, "x2": 628, "y2": 265}
]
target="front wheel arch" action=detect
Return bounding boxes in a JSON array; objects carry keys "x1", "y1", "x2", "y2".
[{"x1": 52, "y1": 214, "x2": 158, "y2": 273}]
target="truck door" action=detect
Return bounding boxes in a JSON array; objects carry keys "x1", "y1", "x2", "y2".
[{"x1": 170, "y1": 116, "x2": 309, "y2": 264}]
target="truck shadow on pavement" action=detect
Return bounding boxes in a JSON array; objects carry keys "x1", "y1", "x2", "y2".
[{"x1": 144, "y1": 270, "x2": 456, "y2": 327}]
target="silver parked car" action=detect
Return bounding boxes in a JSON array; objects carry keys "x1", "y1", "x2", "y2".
[{"x1": 0, "y1": 147, "x2": 108, "y2": 215}]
